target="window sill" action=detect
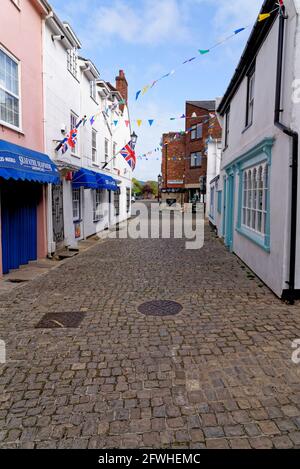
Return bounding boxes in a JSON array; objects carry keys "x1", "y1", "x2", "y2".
[
  {"x1": 242, "y1": 123, "x2": 253, "y2": 134},
  {"x1": 71, "y1": 154, "x2": 81, "y2": 160},
  {"x1": 0, "y1": 120, "x2": 24, "y2": 134},
  {"x1": 92, "y1": 163, "x2": 99, "y2": 167},
  {"x1": 236, "y1": 226, "x2": 270, "y2": 252},
  {"x1": 190, "y1": 166, "x2": 202, "y2": 170},
  {"x1": 73, "y1": 219, "x2": 82, "y2": 224}
]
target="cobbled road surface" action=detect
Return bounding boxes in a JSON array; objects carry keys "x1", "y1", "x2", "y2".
[{"x1": 1, "y1": 202, "x2": 300, "y2": 449}]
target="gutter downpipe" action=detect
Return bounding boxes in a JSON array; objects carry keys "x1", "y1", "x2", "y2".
[{"x1": 274, "y1": 6, "x2": 299, "y2": 304}]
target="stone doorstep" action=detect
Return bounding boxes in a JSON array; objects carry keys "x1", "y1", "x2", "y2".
[{"x1": 0, "y1": 235, "x2": 108, "y2": 297}]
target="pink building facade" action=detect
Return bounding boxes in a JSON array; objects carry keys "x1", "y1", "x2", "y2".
[{"x1": 0, "y1": 0, "x2": 58, "y2": 276}]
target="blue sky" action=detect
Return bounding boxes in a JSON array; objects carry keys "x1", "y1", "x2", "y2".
[{"x1": 50, "y1": 0, "x2": 263, "y2": 181}]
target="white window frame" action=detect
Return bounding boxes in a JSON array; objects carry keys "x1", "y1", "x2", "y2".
[
  {"x1": 246, "y1": 67, "x2": 255, "y2": 127},
  {"x1": 70, "y1": 111, "x2": 79, "y2": 157},
  {"x1": 93, "y1": 189, "x2": 104, "y2": 222},
  {"x1": 113, "y1": 141, "x2": 117, "y2": 167},
  {"x1": 225, "y1": 108, "x2": 230, "y2": 148},
  {"x1": 92, "y1": 128, "x2": 97, "y2": 164},
  {"x1": 72, "y1": 188, "x2": 81, "y2": 222},
  {"x1": 104, "y1": 138, "x2": 109, "y2": 162},
  {"x1": 242, "y1": 163, "x2": 268, "y2": 236},
  {"x1": 90, "y1": 80, "x2": 97, "y2": 102},
  {"x1": 0, "y1": 45, "x2": 21, "y2": 131},
  {"x1": 114, "y1": 189, "x2": 120, "y2": 217},
  {"x1": 67, "y1": 48, "x2": 78, "y2": 79}
]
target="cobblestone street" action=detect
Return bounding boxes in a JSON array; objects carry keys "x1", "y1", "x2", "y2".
[{"x1": 1, "y1": 203, "x2": 300, "y2": 449}]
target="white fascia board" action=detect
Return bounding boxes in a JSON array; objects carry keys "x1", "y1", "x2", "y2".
[
  {"x1": 63, "y1": 22, "x2": 82, "y2": 49},
  {"x1": 46, "y1": 15, "x2": 77, "y2": 49}
]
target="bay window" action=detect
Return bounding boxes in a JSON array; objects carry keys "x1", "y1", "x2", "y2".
[{"x1": 242, "y1": 163, "x2": 268, "y2": 236}]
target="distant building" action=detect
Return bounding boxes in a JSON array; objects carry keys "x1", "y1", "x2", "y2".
[
  {"x1": 161, "y1": 132, "x2": 186, "y2": 207},
  {"x1": 160, "y1": 100, "x2": 222, "y2": 209}
]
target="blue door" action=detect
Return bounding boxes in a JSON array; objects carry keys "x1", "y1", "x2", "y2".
[
  {"x1": 1, "y1": 181, "x2": 38, "y2": 274},
  {"x1": 225, "y1": 173, "x2": 235, "y2": 251}
]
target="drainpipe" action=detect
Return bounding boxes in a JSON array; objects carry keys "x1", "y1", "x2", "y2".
[{"x1": 274, "y1": 6, "x2": 299, "y2": 304}]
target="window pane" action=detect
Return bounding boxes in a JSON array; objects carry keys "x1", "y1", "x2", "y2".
[
  {"x1": 0, "y1": 50, "x2": 5, "y2": 88},
  {"x1": 196, "y1": 124, "x2": 203, "y2": 139}
]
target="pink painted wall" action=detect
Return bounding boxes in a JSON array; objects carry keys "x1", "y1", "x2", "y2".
[
  {"x1": 0, "y1": 0, "x2": 45, "y2": 150},
  {"x1": 0, "y1": 0, "x2": 48, "y2": 274}
]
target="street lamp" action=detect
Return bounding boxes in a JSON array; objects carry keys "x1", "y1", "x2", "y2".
[
  {"x1": 131, "y1": 131, "x2": 138, "y2": 149},
  {"x1": 158, "y1": 174, "x2": 162, "y2": 203},
  {"x1": 199, "y1": 176, "x2": 207, "y2": 203},
  {"x1": 102, "y1": 131, "x2": 138, "y2": 169}
]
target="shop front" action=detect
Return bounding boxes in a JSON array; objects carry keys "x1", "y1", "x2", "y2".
[{"x1": 0, "y1": 140, "x2": 59, "y2": 275}]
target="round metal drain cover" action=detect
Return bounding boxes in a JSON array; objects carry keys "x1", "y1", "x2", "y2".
[{"x1": 138, "y1": 300, "x2": 182, "y2": 317}]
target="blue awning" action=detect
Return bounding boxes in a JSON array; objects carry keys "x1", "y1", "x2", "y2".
[
  {"x1": 72, "y1": 168, "x2": 99, "y2": 189},
  {"x1": 95, "y1": 173, "x2": 118, "y2": 191},
  {"x1": 0, "y1": 140, "x2": 59, "y2": 184}
]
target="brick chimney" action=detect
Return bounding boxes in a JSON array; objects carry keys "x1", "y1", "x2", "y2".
[{"x1": 115, "y1": 70, "x2": 128, "y2": 113}]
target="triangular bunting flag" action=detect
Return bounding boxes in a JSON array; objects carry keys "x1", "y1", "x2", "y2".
[
  {"x1": 199, "y1": 49, "x2": 210, "y2": 55},
  {"x1": 136, "y1": 90, "x2": 141, "y2": 100},
  {"x1": 180, "y1": 114, "x2": 186, "y2": 119},
  {"x1": 137, "y1": 120, "x2": 142, "y2": 127},
  {"x1": 113, "y1": 120, "x2": 118, "y2": 127},
  {"x1": 234, "y1": 28, "x2": 245, "y2": 34},
  {"x1": 125, "y1": 120, "x2": 130, "y2": 127},
  {"x1": 258, "y1": 13, "x2": 271, "y2": 22},
  {"x1": 142, "y1": 86, "x2": 150, "y2": 95},
  {"x1": 148, "y1": 120, "x2": 154, "y2": 127}
]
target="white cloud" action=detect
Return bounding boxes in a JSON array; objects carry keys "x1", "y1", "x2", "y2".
[
  {"x1": 190, "y1": 0, "x2": 263, "y2": 34},
  {"x1": 90, "y1": 0, "x2": 190, "y2": 46}
]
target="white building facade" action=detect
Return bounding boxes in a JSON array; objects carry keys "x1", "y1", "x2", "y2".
[
  {"x1": 206, "y1": 137, "x2": 222, "y2": 226},
  {"x1": 43, "y1": 7, "x2": 132, "y2": 254},
  {"x1": 215, "y1": 0, "x2": 300, "y2": 301}
]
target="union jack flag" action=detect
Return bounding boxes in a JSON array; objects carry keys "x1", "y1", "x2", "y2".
[
  {"x1": 67, "y1": 128, "x2": 78, "y2": 148},
  {"x1": 120, "y1": 141, "x2": 136, "y2": 170}
]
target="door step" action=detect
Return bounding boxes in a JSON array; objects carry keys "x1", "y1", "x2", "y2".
[{"x1": 56, "y1": 249, "x2": 79, "y2": 260}]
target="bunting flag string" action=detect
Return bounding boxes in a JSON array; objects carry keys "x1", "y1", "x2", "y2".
[
  {"x1": 136, "y1": 115, "x2": 217, "y2": 160},
  {"x1": 135, "y1": 5, "x2": 280, "y2": 101}
]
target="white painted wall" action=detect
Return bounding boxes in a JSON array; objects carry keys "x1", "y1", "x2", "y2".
[
  {"x1": 218, "y1": 3, "x2": 300, "y2": 297},
  {"x1": 43, "y1": 14, "x2": 132, "y2": 253},
  {"x1": 206, "y1": 138, "x2": 222, "y2": 221}
]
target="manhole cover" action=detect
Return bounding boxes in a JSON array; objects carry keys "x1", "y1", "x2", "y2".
[
  {"x1": 138, "y1": 300, "x2": 183, "y2": 317},
  {"x1": 35, "y1": 311, "x2": 84, "y2": 329}
]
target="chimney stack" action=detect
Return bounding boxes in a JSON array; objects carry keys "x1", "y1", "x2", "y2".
[{"x1": 115, "y1": 70, "x2": 128, "y2": 113}]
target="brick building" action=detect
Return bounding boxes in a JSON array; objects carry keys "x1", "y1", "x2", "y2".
[
  {"x1": 161, "y1": 100, "x2": 222, "y2": 206},
  {"x1": 161, "y1": 132, "x2": 186, "y2": 206}
]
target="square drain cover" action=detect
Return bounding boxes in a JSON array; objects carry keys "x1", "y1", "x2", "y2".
[{"x1": 35, "y1": 311, "x2": 84, "y2": 329}]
